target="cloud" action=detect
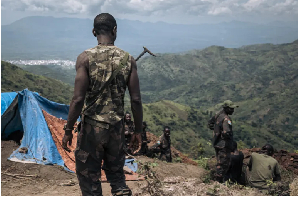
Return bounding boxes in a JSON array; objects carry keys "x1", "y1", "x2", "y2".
[
  {"x1": 2, "y1": 0, "x2": 87, "y2": 14},
  {"x1": 1, "y1": 0, "x2": 297, "y2": 21},
  {"x1": 270, "y1": 0, "x2": 298, "y2": 15},
  {"x1": 208, "y1": 7, "x2": 232, "y2": 16},
  {"x1": 243, "y1": 0, "x2": 266, "y2": 11},
  {"x1": 243, "y1": 0, "x2": 298, "y2": 15}
]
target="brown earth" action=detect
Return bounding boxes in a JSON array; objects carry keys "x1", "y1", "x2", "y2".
[
  {"x1": 2, "y1": 140, "x2": 296, "y2": 196},
  {"x1": 1, "y1": 140, "x2": 142, "y2": 196},
  {"x1": 1, "y1": 140, "x2": 205, "y2": 196}
]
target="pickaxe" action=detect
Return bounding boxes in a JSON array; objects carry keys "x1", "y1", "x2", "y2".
[{"x1": 135, "y1": 46, "x2": 156, "y2": 61}]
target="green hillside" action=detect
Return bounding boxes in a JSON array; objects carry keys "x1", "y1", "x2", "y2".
[
  {"x1": 1, "y1": 61, "x2": 73, "y2": 104},
  {"x1": 136, "y1": 40, "x2": 298, "y2": 151},
  {"x1": 2, "y1": 40, "x2": 297, "y2": 155},
  {"x1": 18, "y1": 64, "x2": 76, "y2": 86},
  {"x1": 125, "y1": 99, "x2": 296, "y2": 157},
  {"x1": 126, "y1": 100, "x2": 215, "y2": 156}
]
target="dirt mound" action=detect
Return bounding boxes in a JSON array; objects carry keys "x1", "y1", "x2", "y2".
[
  {"x1": 241, "y1": 148, "x2": 298, "y2": 174},
  {"x1": 146, "y1": 132, "x2": 198, "y2": 166},
  {"x1": 136, "y1": 156, "x2": 205, "y2": 180}
]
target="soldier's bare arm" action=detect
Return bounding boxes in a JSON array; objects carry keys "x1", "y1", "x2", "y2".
[
  {"x1": 66, "y1": 52, "x2": 90, "y2": 129},
  {"x1": 127, "y1": 56, "x2": 143, "y2": 132},
  {"x1": 127, "y1": 56, "x2": 143, "y2": 154},
  {"x1": 62, "y1": 52, "x2": 89, "y2": 151}
]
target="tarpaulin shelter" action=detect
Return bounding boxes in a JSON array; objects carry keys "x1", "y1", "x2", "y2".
[
  {"x1": 1, "y1": 89, "x2": 141, "y2": 180},
  {"x1": 1, "y1": 92, "x2": 17, "y2": 115},
  {"x1": 2, "y1": 89, "x2": 69, "y2": 167}
]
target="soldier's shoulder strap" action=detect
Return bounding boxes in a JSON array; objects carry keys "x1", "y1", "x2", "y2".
[{"x1": 82, "y1": 52, "x2": 129, "y2": 114}]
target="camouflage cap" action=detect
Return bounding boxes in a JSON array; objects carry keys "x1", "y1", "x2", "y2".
[{"x1": 222, "y1": 100, "x2": 239, "y2": 108}]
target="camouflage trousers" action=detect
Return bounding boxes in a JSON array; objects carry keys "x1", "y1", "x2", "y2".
[
  {"x1": 75, "y1": 120, "x2": 127, "y2": 196},
  {"x1": 215, "y1": 147, "x2": 231, "y2": 183}
]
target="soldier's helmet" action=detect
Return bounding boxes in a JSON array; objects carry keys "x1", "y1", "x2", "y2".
[{"x1": 222, "y1": 100, "x2": 239, "y2": 108}]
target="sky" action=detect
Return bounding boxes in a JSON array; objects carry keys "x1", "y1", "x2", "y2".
[{"x1": 1, "y1": 0, "x2": 298, "y2": 25}]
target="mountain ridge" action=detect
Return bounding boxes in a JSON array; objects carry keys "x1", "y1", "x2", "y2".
[{"x1": 2, "y1": 16, "x2": 297, "y2": 60}]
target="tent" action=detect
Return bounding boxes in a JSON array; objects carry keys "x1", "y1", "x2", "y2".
[
  {"x1": 2, "y1": 89, "x2": 70, "y2": 167},
  {"x1": 1, "y1": 92, "x2": 17, "y2": 115},
  {"x1": 1, "y1": 89, "x2": 141, "y2": 180}
]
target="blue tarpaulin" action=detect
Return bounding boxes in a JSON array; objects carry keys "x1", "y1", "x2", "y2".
[
  {"x1": 1, "y1": 92, "x2": 17, "y2": 115},
  {"x1": 125, "y1": 159, "x2": 138, "y2": 172},
  {"x1": 2, "y1": 89, "x2": 68, "y2": 167},
  {"x1": 1, "y1": 89, "x2": 138, "y2": 173}
]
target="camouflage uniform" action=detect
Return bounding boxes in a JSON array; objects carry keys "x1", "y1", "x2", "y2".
[
  {"x1": 151, "y1": 134, "x2": 172, "y2": 162},
  {"x1": 75, "y1": 45, "x2": 132, "y2": 196},
  {"x1": 210, "y1": 110, "x2": 233, "y2": 182}
]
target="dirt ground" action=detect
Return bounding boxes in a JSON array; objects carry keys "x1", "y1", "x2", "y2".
[
  {"x1": 1, "y1": 140, "x2": 141, "y2": 196},
  {"x1": 2, "y1": 140, "x2": 297, "y2": 196},
  {"x1": 1, "y1": 140, "x2": 205, "y2": 196}
]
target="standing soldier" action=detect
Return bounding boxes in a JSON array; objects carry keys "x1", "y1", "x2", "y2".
[
  {"x1": 208, "y1": 100, "x2": 239, "y2": 183},
  {"x1": 150, "y1": 126, "x2": 172, "y2": 162},
  {"x1": 124, "y1": 112, "x2": 135, "y2": 154},
  {"x1": 61, "y1": 13, "x2": 143, "y2": 196}
]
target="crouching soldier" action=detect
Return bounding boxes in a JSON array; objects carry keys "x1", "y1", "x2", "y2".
[
  {"x1": 246, "y1": 144, "x2": 281, "y2": 190},
  {"x1": 149, "y1": 126, "x2": 172, "y2": 162}
]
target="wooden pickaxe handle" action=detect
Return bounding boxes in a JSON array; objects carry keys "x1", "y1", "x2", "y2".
[{"x1": 135, "y1": 50, "x2": 146, "y2": 62}]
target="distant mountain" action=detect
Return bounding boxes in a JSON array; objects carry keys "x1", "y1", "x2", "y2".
[
  {"x1": 2, "y1": 16, "x2": 298, "y2": 60},
  {"x1": 1, "y1": 61, "x2": 73, "y2": 104}
]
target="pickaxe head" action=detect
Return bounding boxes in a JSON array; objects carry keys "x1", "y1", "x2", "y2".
[
  {"x1": 135, "y1": 46, "x2": 156, "y2": 61},
  {"x1": 143, "y1": 46, "x2": 156, "y2": 57}
]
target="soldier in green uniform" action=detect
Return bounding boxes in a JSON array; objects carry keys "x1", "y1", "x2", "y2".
[
  {"x1": 149, "y1": 126, "x2": 172, "y2": 162},
  {"x1": 208, "y1": 100, "x2": 239, "y2": 183},
  {"x1": 61, "y1": 13, "x2": 143, "y2": 196},
  {"x1": 246, "y1": 144, "x2": 281, "y2": 189}
]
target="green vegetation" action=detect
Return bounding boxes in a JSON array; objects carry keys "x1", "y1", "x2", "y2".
[
  {"x1": 1, "y1": 61, "x2": 73, "y2": 104},
  {"x1": 18, "y1": 64, "x2": 76, "y2": 86},
  {"x1": 126, "y1": 100, "x2": 215, "y2": 156},
  {"x1": 2, "y1": 40, "x2": 297, "y2": 156},
  {"x1": 136, "y1": 40, "x2": 298, "y2": 152}
]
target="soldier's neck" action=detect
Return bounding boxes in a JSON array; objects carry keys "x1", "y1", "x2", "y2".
[{"x1": 97, "y1": 35, "x2": 114, "y2": 46}]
